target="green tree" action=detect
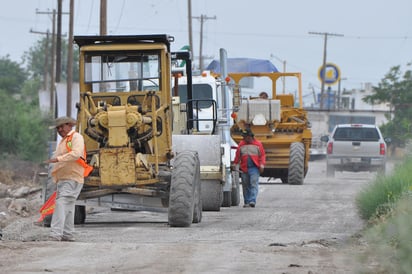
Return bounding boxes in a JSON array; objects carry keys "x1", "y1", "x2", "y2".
[
  {"x1": 23, "y1": 37, "x2": 79, "y2": 84},
  {"x1": 0, "y1": 56, "x2": 28, "y2": 95},
  {"x1": 363, "y1": 63, "x2": 412, "y2": 147},
  {"x1": 0, "y1": 57, "x2": 49, "y2": 162}
]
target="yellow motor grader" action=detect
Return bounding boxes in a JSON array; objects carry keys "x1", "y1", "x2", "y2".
[
  {"x1": 229, "y1": 72, "x2": 312, "y2": 184},
  {"x1": 67, "y1": 35, "x2": 202, "y2": 227}
]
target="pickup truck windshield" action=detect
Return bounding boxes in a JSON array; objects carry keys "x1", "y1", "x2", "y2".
[{"x1": 333, "y1": 127, "x2": 380, "y2": 141}]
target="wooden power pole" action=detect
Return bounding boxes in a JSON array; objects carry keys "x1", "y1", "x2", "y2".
[
  {"x1": 193, "y1": 14, "x2": 216, "y2": 70},
  {"x1": 100, "y1": 0, "x2": 107, "y2": 35},
  {"x1": 309, "y1": 31, "x2": 343, "y2": 109},
  {"x1": 66, "y1": 0, "x2": 74, "y2": 117}
]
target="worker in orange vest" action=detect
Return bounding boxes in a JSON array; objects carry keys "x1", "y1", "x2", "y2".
[{"x1": 44, "y1": 116, "x2": 91, "y2": 241}]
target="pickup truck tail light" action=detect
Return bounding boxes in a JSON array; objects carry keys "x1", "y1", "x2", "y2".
[
  {"x1": 327, "y1": 142, "x2": 333, "y2": 154},
  {"x1": 380, "y1": 143, "x2": 386, "y2": 155}
]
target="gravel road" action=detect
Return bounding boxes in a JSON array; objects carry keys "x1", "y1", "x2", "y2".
[{"x1": 1, "y1": 159, "x2": 387, "y2": 273}]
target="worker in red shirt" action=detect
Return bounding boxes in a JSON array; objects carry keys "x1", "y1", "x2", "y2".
[{"x1": 234, "y1": 128, "x2": 266, "y2": 208}]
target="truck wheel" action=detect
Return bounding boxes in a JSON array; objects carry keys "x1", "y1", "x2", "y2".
[
  {"x1": 201, "y1": 180, "x2": 222, "y2": 211},
  {"x1": 74, "y1": 205, "x2": 86, "y2": 224},
  {"x1": 222, "y1": 191, "x2": 232, "y2": 207},
  {"x1": 231, "y1": 171, "x2": 240, "y2": 206},
  {"x1": 326, "y1": 164, "x2": 335, "y2": 177},
  {"x1": 288, "y1": 142, "x2": 305, "y2": 185},
  {"x1": 168, "y1": 151, "x2": 199, "y2": 227}
]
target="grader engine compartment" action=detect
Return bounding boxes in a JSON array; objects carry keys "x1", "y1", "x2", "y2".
[{"x1": 82, "y1": 91, "x2": 162, "y2": 186}]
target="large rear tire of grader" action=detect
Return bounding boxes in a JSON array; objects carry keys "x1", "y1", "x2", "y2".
[
  {"x1": 168, "y1": 151, "x2": 200, "y2": 227},
  {"x1": 288, "y1": 142, "x2": 305, "y2": 185},
  {"x1": 201, "y1": 180, "x2": 222, "y2": 211}
]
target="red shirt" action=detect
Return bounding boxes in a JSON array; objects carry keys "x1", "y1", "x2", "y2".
[{"x1": 234, "y1": 138, "x2": 266, "y2": 173}]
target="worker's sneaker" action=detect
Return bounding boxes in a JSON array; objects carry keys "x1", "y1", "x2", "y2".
[
  {"x1": 48, "y1": 235, "x2": 61, "y2": 241},
  {"x1": 61, "y1": 236, "x2": 75, "y2": 242},
  {"x1": 243, "y1": 204, "x2": 250, "y2": 208},
  {"x1": 249, "y1": 202, "x2": 256, "y2": 208}
]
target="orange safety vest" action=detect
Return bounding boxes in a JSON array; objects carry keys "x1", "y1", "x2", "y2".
[{"x1": 66, "y1": 132, "x2": 93, "y2": 177}]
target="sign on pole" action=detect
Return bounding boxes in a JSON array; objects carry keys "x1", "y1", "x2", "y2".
[{"x1": 318, "y1": 63, "x2": 341, "y2": 86}]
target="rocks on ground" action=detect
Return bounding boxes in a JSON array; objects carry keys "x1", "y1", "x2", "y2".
[{"x1": 0, "y1": 158, "x2": 47, "y2": 239}]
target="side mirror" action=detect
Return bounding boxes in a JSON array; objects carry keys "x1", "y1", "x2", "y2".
[
  {"x1": 320, "y1": 135, "x2": 329, "y2": 142},
  {"x1": 384, "y1": 137, "x2": 392, "y2": 144}
]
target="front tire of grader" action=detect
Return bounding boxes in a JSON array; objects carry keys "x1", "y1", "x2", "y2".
[
  {"x1": 168, "y1": 151, "x2": 200, "y2": 227},
  {"x1": 288, "y1": 142, "x2": 305, "y2": 185}
]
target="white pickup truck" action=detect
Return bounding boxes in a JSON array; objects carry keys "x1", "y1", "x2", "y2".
[{"x1": 321, "y1": 124, "x2": 390, "y2": 177}]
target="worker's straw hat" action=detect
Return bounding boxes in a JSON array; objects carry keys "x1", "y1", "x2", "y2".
[{"x1": 50, "y1": 116, "x2": 76, "y2": 129}]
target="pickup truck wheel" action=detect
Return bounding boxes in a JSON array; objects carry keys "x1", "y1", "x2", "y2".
[
  {"x1": 168, "y1": 151, "x2": 199, "y2": 227},
  {"x1": 288, "y1": 142, "x2": 305, "y2": 185},
  {"x1": 326, "y1": 164, "x2": 335, "y2": 177}
]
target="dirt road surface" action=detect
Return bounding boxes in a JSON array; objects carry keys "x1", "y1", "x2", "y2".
[{"x1": 1, "y1": 159, "x2": 386, "y2": 273}]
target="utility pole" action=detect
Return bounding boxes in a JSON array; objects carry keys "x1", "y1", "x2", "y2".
[
  {"x1": 193, "y1": 14, "x2": 216, "y2": 70},
  {"x1": 31, "y1": 10, "x2": 56, "y2": 116},
  {"x1": 66, "y1": 0, "x2": 74, "y2": 117},
  {"x1": 43, "y1": 31, "x2": 50, "y2": 91},
  {"x1": 308, "y1": 31, "x2": 343, "y2": 109},
  {"x1": 33, "y1": 9, "x2": 68, "y2": 116},
  {"x1": 100, "y1": 0, "x2": 107, "y2": 35},
  {"x1": 56, "y1": 0, "x2": 62, "y2": 82}
]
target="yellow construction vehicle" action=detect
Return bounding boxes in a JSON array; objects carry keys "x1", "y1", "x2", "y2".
[
  {"x1": 229, "y1": 72, "x2": 312, "y2": 184},
  {"x1": 67, "y1": 35, "x2": 202, "y2": 227}
]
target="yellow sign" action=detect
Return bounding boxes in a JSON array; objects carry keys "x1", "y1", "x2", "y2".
[{"x1": 318, "y1": 63, "x2": 341, "y2": 85}]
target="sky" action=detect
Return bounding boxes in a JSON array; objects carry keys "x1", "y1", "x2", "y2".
[{"x1": 1, "y1": 0, "x2": 411, "y2": 95}]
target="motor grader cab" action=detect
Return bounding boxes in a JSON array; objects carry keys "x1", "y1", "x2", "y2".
[
  {"x1": 69, "y1": 35, "x2": 202, "y2": 227},
  {"x1": 229, "y1": 72, "x2": 312, "y2": 185}
]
